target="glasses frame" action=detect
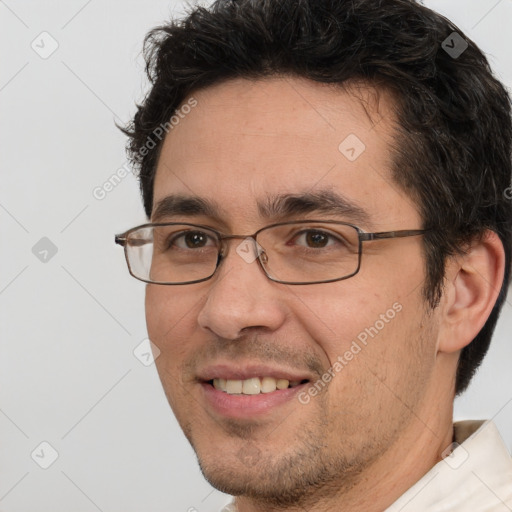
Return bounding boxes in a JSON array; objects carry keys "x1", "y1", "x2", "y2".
[{"x1": 115, "y1": 220, "x2": 430, "y2": 286}]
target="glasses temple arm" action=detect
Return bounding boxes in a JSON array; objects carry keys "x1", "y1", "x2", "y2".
[
  {"x1": 115, "y1": 235, "x2": 152, "y2": 247},
  {"x1": 360, "y1": 228, "x2": 431, "y2": 242}
]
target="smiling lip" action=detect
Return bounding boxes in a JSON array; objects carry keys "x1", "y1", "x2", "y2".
[
  {"x1": 196, "y1": 363, "x2": 314, "y2": 419},
  {"x1": 196, "y1": 363, "x2": 314, "y2": 383},
  {"x1": 200, "y1": 380, "x2": 309, "y2": 419}
]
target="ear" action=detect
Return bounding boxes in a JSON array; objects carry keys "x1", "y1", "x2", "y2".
[{"x1": 437, "y1": 230, "x2": 505, "y2": 354}]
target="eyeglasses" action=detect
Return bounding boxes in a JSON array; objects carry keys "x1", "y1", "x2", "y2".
[{"x1": 115, "y1": 220, "x2": 429, "y2": 285}]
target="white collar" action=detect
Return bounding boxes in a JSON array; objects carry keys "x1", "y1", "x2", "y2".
[{"x1": 386, "y1": 420, "x2": 512, "y2": 511}]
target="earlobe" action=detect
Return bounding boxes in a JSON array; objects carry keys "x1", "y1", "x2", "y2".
[{"x1": 437, "y1": 230, "x2": 505, "y2": 354}]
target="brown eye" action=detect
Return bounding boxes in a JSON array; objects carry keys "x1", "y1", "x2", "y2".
[
  {"x1": 304, "y1": 231, "x2": 329, "y2": 248},
  {"x1": 184, "y1": 231, "x2": 208, "y2": 248},
  {"x1": 170, "y1": 230, "x2": 215, "y2": 250},
  {"x1": 291, "y1": 229, "x2": 342, "y2": 249}
]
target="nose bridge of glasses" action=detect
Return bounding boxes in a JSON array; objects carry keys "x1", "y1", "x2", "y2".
[
  {"x1": 220, "y1": 233, "x2": 255, "y2": 242},
  {"x1": 218, "y1": 233, "x2": 264, "y2": 259}
]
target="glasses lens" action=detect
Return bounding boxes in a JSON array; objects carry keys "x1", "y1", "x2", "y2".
[
  {"x1": 257, "y1": 222, "x2": 360, "y2": 283},
  {"x1": 125, "y1": 224, "x2": 220, "y2": 284}
]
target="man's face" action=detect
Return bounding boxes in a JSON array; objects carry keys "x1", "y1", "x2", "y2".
[{"x1": 146, "y1": 77, "x2": 439, "y2": 505}]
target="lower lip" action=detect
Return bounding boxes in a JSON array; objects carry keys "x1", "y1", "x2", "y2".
[{"x1": 200, "y1": 382, "x2": 308, "y2": 419}]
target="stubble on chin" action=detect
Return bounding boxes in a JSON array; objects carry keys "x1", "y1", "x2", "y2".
[{"x1": 188, "y1": 406, "x2": 380, "y2": 509}]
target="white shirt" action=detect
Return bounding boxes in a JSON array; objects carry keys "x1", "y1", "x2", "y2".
[{"x1": 220, "y1": 420, "x2": 512, "y2": 511}]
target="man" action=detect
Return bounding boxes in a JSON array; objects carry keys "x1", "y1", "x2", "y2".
[{"x1": 115, "y1": 0, "x2": 512, "y2": 510}]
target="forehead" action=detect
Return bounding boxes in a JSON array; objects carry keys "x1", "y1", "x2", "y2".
[{"x1": 153, "y1": 76, "x2": 420, "y2": 230}]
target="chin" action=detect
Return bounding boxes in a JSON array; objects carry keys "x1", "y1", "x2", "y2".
[
  {"x1": 191, "y1": 433, "x2": 365, "y2": 509},
  {"x1": 197, "y1": 456, "x2": 314, "y2": 507}
]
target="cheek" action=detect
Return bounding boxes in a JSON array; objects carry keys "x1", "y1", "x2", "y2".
[
  {"x1": 145, "y1": 286, "x2": 200, "y2": 382},
  {"x1": 290, "y1": 283, "x2": 394, "y2": 362},
  {"x1": 146, "y1": 288, "x2": 201, "y2": 422},
  {"x1": 320, "y1": 307, "x2": 433, "y2": 444},
  {"x1": 294, "y1": 283, "x2": 432, "y2": 398},
  {"x1": 145, "y1": 286, "x2": 198, "y2": 341},
  {"x1": 294, "y1": 253, "x2": 426, "y2": 361}
]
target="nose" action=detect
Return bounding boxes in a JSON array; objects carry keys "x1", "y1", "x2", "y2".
[{"x1": 197, "y1": 238, "x2": 287, "y2": 340}]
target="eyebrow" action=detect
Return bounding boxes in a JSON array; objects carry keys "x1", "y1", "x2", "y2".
[
  {"x1": 151, "y1": 190, "x2": 372, "y2": 227},
  {"x1": 152, "y1": 195, "x2": 221, "y2": 223},
  {"x1": 260, "y1": 190, "x2": 371, "y2": 226}
]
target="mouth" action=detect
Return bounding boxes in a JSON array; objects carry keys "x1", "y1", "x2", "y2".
[
  {"x1": 207, "y1": 377, "x2": 310, "y2": 395},
  {"x1": 197, "y1": 364, "x2": 315, "y2": 418}
]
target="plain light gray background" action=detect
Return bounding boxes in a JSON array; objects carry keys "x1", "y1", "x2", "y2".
[{"x1": 1, "y1": 1, "x2": 511, "y2": 511}]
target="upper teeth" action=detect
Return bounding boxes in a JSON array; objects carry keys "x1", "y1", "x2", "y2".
[{"x1": 212, "y1": 377, "x2": 303, "y2": 395}]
